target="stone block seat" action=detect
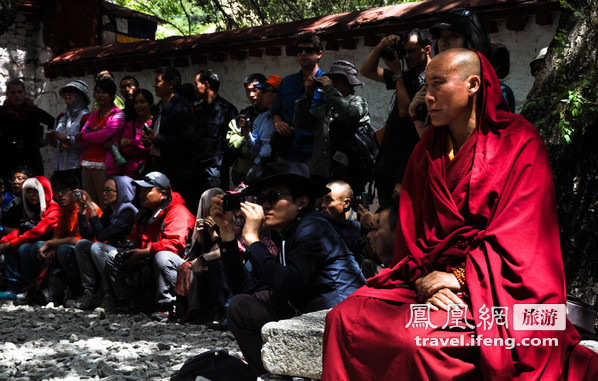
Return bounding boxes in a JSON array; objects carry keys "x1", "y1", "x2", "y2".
[
  {"x1": 260, "y1": 309, "x2": 598, "y2": 380},
  {"x1": 261, "y1": 309, "x2": 330, "y2": 380}
]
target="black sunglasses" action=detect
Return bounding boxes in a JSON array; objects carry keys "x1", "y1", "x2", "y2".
[
  {"x1": 296, "y1": 47, "x2": 319, "y2": 54},
  {"x1": 256, "y1": 192, "x2": 292, "y2": 206}
]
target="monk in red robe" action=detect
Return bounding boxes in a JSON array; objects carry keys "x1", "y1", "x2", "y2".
[{"x1": 322, "y1": 49, "x2": 598, "y2": 380}]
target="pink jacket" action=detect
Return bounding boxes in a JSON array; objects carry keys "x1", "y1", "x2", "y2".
[
  {"x1": 120, "y1": 119, "x2": 152, "y2": 177},
  {"x1": 79, "y1": 106, "x2": 125, "y2": 175}
]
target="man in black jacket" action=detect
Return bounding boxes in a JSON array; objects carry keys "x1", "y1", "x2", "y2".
[
  {"x1": 194, "y1": 69, "x2": 238, "y2": 197},
  {"x1": 210, "y1": 161, "x2": 365, "y2": 376},
  {"x1": 143, "y1": 67, "x2": 195, "y2": 208}
]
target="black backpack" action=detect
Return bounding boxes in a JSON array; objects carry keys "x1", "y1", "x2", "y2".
[
  {"x1": 331, "y1": 119, "x2": 379, "y2": 182},
  {"x1": 170, "y1": 349, "x2": 255, "y2": 381},
  {"x1": 353, "y1": 122, "x2": 379, "y2": 175}
]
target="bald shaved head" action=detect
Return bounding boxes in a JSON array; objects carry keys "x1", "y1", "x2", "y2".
[
  {"x1": 429, "y1": 48, "x2": 481, "y2": 80},
  {"x1": 322, "y1": 181, "x2": 354, "y2": 220},
  {"x1": 424, "y1": 48, "x2": 482, "y2": 138}
]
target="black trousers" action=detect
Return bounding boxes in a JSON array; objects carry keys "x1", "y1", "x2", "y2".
[{"x1": 227, "y1": 290, "x2": 295, "y2": 376}]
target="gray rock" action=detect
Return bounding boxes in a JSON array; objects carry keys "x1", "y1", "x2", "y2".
[
  {"x1": 580, "y1": 340, "x2": 598, "y2": 354},
  {"x1": 261, "y1": 309, "x2": 329, "y2": 379}
]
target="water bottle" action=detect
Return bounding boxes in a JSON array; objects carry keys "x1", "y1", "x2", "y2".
[{"x1": 111, "y1": 144, "x2": 127, "y2": 166}]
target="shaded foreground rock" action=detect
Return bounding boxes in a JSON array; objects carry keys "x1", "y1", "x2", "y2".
[
  {"x1": 0, "y1": 301, "x2": 240, "y2": 380},
  {"x1": 261, "y1": 309, "x2": 329, "y2": 379}
]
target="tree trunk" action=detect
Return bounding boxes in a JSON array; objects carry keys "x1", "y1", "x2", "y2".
[{"x1": 521, "y1": 1, "x2": 598, "y2": 307}]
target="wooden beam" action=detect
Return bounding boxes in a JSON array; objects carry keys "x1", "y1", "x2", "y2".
[
  {"x1": 326, "y1": 40, "x2": 341, "y2": 51},
  {"x1": 249, "y1": 48, "x2": 263, "y2": 57},
  {"x1": 266, "y1": 46, "x2": 282, "y2": 56},
  {"x1": 506, "y1": 15, "x2": 527, "y2": 31},
  {"x1": 341, "y1": 38, "x2": 358, "y2": 50},
  {"x1": 191, "y1": 55, "x2": 208, "y2": 65},
  {"x1": 535, "y1": 11, "x2": 553, "y2": 26},
  {"x1": 208, "y1": 52, "x2": 227, "y2": 62},
  {"x1": 173, "y1": 56, "x2": 189, "y2": 67},
  {"x1": 230, "y1": 50, "x2": 248, "y2": 60},
  {"x1": 364, "y1": 35, "x2": 381, "y2": 47}
]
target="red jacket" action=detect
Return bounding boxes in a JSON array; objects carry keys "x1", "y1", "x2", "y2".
[
  {"x1": 1, "y1": 176, "x2": 61, "y2": 248},
  {"x1": 128, "y1": 191, "x2": 194, "y2": 257}
]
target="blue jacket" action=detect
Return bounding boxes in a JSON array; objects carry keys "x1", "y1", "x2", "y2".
[{"x1": 221, "y1": 207, "x2": 365, "y2": 313}]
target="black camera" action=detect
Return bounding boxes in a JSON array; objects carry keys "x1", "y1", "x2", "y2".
[
  {"x1": 354, "y1": 192, "x2": 371, "y2": 208},
  {"x1": 312, "y1": 75, "x2": 329, "y2": 88},
  {"x1": 223, "y1": 192, "x2": 246, "y2": 211},
  {"x1": 114, "y1": 240, "x2": 137, "y2": 266},
  {"x1": 74, "y1": 190, "x2": 84, "y2": 200},
  {"x1": 380, "y1": 41, "x2": 406, "y2": 62}
]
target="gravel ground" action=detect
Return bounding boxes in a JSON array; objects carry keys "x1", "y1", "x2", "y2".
[{"x1": 0, "y1": 300, "x2": 241, "y2": 381}]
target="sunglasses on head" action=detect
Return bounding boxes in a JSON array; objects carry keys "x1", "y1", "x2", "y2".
[
  {"x1": 256, "y1": 191, "x2": 293, "y2": 206},
  {"x1": 296, "y1": 47, "x2": 319, "y2": 54}
]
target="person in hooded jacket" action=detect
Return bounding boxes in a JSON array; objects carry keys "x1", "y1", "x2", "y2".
[
  {"x1": 73, "y1": 176, "x2": 137, "y2": 309},
  {"x1": 97, "y1": 172, "x2": 194, "y2": 315},
  {"x1": 0, "y1": 176, "x2": 61, "y2": 297},
  {"x1": 47, "y1": 80, "x2": 91, "y2": 180},
  {"x1": 210, "y1": 161, "x2": 365, "y2": 377}
]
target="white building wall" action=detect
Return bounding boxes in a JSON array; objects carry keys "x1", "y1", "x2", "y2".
[
  {"x1": 0, "y1": 13, "x2": 558, "y2": 178},
  {"x1": 0, "y1": 13, "x2": 53, "y2": 108}
]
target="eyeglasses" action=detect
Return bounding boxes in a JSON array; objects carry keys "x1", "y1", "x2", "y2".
[
  {"x1": 102, "y1": 188, "x2": 117, "y2": 194},
  {"x1": 256, "y1": 192, "x2": 292, "y2": 206},
  {"x1": 10, "y1": 176, "x2": 27, "y2": 183},
  {"x1": 296, "y1": 47, "x2": 319, "y2": 54}
]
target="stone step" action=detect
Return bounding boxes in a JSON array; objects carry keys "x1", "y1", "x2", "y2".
[{"x1": 261, "y1": 309, "x2": 330, "y2": 380}]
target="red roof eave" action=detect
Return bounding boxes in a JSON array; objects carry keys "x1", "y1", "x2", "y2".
[{"x1": 44, "y1": 0, "x2": 560, "y2": 76}]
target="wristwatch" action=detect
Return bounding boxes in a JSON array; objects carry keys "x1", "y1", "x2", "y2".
[
  {"x1": 199, "y1": 254, "x2": 208, "y2": 266},
  {"x1": 392, "y1": 72, "x2": 403, "y2": 82}
]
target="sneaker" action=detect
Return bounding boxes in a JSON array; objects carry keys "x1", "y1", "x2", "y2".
[
  {"x1": 96, "y1": 295, "x2": 117, "y2": 313},
  {"x1": 151, "y1": 303, "x2": 176, "y2": 322},
  {"x1": 64, "y1": 299, "x2": 78, "y2": 308},
  {"x1": 75, "y1": 289, "x2": 102, "y2": 310},
  {"x1": 0, "y1": 291, "x2": 27, "y2": 302},
  {"x1": 0, "y1": 291, "x2": 16, "y2": 300},
  {"x1": 151, "y1": 310, "x2": 170, "y2": 322}
]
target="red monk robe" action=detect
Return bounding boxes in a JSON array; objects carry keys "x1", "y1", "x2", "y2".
[{"x1": 322, "y1": 51, "x2": 598, "y2": 380}]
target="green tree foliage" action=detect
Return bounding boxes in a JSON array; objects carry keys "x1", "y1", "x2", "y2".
[{"x1": 111, "y1": 0, "x2": 419, "y2": 35}]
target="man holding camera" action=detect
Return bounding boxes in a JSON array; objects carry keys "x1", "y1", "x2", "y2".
[
  {"x1": 244, "y1": 75, "x2": 282, "y2": 166},
  {"x1": 293, "y1": 60, "x2": 370, "y2": 189},
  {"x1": 270, "y1": 33, "x2": 325, "y2": 162},
  {"x1": 211, "y1": 161, "x2": 365, "y2": 377},
  {"x1": 99, "y1": 172, "x2": 194, "y2": 317},
  {"x1": 226, "y1": 73, "x2": 269, "y2": 186},
  {"x1": 360, "y1": 29, "x2": 432, "y2": 202}
]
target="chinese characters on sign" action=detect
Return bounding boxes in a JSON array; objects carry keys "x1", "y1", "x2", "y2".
[{"x1": 405, "y1": 303, "x2": 566, "y2": 331}]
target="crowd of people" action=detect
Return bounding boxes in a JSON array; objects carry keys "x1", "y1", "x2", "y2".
[{"x1": 1, "y1": 6, "x2": 595, "y2": 380}]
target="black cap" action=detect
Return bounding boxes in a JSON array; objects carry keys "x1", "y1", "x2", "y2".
[
  {"x1": 244, "y1": 162, "x2": 330, "y2": 199},
  {"x1": 132, "y1": 171, "x2": 171, "y2": 191}
]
